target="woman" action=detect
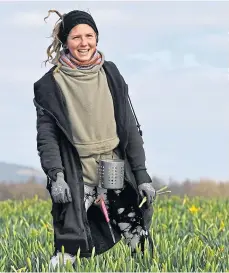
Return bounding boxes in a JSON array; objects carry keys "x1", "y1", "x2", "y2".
[{"x1": 33, "y1": 9, "x2": 156, "y2": 268}]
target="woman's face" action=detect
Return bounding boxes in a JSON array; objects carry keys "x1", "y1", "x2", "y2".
[{"x1": 66, "y1": 24, "x2": 97, "y2": 62}]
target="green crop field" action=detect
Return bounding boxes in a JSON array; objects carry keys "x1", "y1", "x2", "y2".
[{"x1": 0, "y1": 195, "x2": 228, "y2": 272}]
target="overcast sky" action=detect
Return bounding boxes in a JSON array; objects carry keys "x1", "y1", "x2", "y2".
[{"x1": 0, "y1": 1, "x2": 228, "y2": 182}]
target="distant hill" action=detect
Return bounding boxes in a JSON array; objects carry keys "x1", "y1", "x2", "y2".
[{"x1": 0, "y1": 161, "x2": 46, "y2": 184}]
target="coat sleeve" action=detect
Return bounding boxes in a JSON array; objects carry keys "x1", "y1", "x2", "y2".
[
  {"x1": 125, "y1": 88, "x2": 152, "y2": 185},
  {"x1": 35, "y1": 105, "x2": 64, "y2": 181}
]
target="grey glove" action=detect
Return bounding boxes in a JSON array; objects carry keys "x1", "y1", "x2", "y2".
[
  {"x1": 51, "y1": 172, "x2": 72, "y2": 203},
  {"x1": 138, "y1": 182, "x2": 156, "y2": 208}
]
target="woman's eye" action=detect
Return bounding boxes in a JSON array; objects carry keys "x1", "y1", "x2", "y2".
[{"x1": 72, "y1": 35, "x2": 93, "y2": 39}]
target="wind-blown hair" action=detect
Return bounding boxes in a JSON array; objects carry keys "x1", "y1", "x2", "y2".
[{"x1": 43, "y1": 10, "x2": 65, "y2": 69}]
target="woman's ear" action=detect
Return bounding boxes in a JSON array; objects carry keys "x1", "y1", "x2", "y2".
[
  {"x1": 95, "y1": 33, "x2": 99, "y2": 45},
  {"x1": 63, "y1": 44, "x2": 69, "y2": 54}
]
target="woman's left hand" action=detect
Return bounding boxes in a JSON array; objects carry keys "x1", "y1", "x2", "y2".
[{"x1": 138, "y1": 182, "x2": 156, "y2": 208}]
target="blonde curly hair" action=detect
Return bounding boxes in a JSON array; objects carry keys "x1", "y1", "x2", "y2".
[{"x1": 43, "y1": 10, "x2": 65, "y2": 71}]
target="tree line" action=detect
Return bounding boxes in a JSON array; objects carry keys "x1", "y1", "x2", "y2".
[{"x1": 0, "y1": 176, "x2": 228, "y2": 201}]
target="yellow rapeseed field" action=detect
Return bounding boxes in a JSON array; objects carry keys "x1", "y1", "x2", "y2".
[{"x1": 0, "y1": 195, "x2": 228, "y2": 272}]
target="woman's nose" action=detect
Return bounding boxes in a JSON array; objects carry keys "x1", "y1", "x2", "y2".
[{"x1": 80, "y1": 37, "x2": 87, "y2": 46}]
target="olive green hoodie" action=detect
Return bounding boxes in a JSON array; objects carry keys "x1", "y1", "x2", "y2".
[{"x1": 53, "y1": 52, "x2": 120, "y2": 186}]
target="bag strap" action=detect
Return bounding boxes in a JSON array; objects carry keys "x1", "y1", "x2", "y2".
[{"x1": 127, "y1": 93, "x2": 143, "y2": 136}]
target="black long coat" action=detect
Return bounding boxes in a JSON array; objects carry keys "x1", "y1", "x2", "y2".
[{"x1": 33, "y1": 60, "x2": 153, "y2": 257}]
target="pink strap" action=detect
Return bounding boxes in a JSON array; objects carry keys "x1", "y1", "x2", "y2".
[{"x1": 100, "y1": 198, "x2": 110, "y2": 223}]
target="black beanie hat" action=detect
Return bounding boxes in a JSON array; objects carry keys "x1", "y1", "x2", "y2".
[{"x1": 58, "y1": 10, "x2": 99, "y2": 45}]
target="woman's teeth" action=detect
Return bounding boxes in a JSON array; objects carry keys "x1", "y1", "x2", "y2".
[{"x1": 78, "y1": 49, "x2": 89, "y2": 54}]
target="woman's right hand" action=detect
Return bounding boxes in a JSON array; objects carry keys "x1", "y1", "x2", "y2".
[{"x1": 51, "y1": 172, "x2": 72, "y2": 203}]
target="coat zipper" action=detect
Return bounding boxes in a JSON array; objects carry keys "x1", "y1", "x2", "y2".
[{"x1": 33, "y1": 98, "x2": 94, "y2": 251}]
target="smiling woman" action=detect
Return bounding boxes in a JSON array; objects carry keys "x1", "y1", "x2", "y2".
[
  {"x1": 60, "y1": 23, "x2": 102, "y2": 70},
  {"x1": 67, "y1": 24, "x2": 97, "y2": 61},
  {"x1": 44, "y1": 10, "x2": 99, "y2": 70},
  {"x1": 34, "y1": 8, "x2": 155, "y2": 270}
]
